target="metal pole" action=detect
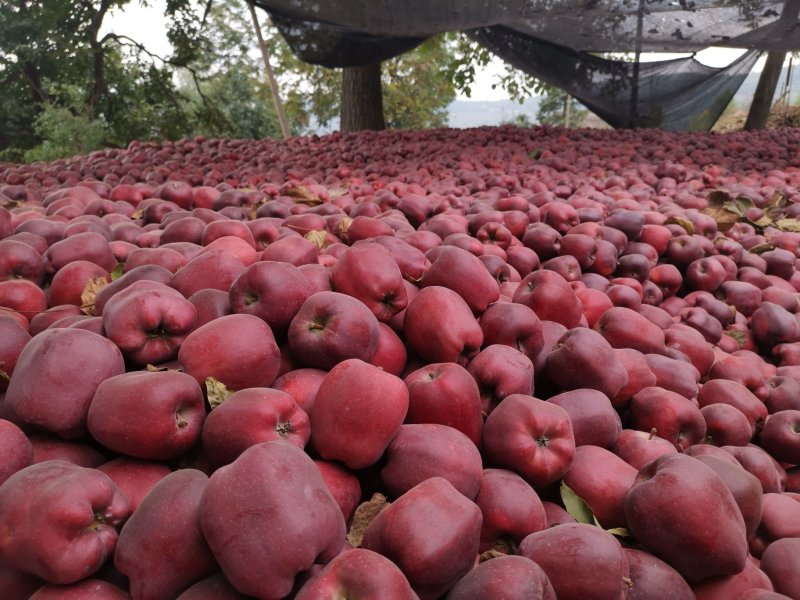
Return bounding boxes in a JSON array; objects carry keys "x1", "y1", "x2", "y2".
[
  {"x1": 628, "y1": 0, "x2": 645, "y2": 128},
  {"x1": 247, "y1": 1, "x2": 291, "y2": 139}
]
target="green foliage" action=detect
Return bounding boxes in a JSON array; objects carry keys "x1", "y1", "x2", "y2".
[
  {"x1": 382, "y1": 35, "x2": 457, "y2": 129},
  {"x1": 0, "y1": 0, "x2": 204, "y2": 162},
  {"x1": 501, "y1": 113, "x2": 535, "y2": 128},
  {"x1": 178, "y1": 0, "x2": 287, "y2": 138},
  {"x1": 537, "y1": 89, "x2": 588, "y2": 128},
  {"x1": 22, "y1": 85, "x2": 108, "y2": 162},
  {"x1": 444, "y1": 33, "x2": 548, "y2": 102}
]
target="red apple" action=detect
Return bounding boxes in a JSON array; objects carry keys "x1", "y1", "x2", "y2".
[
  {"x1": 102, "y1": 280, "x2": 197, "y2": 366},
  {"x1": 381, "y1": 423, "x2": 483, "y2": 500},
  {"x1": 331, "y1": 242, "x2": 408, "y2": 321},
  {"x1": 625, "y1": 453, "x2": 748, "y2": 582},
  {"x1": 518, "y1": 523, "x2": 631, "y2": 600},
  {"x1": 361, "y1": 477, "x2": 482, "y2": 600},
  {"x1": 0, "y1": 418, "x2": 33, "y2": 486},
  {"x1": 179, "y1": 313, "x2": 281, "y2": 392},
  {"x1": 314, "y1": 459, "x2": 362, "y2": 523},
  {"x1": 270, "y1": 367, "x2": 327, "y2": 415},
  {"x1": 419, "y1": 245, "x2": 500, "y2": 314},
  {"x1": 0, "y1": 460, "x2": 130, "y2": 584},
  {"x1": 760, "y1": 537, "x2": 800, "y2": 598},
  {"x1": 199, "y1": 441, "x2": 345, "y2": 599},
  {"x1": 546, "y1": 327, "x2": 628, "y2": 400},
  {"x1": 403, "y1": 286, "x2": 483, "y2": 366},
  {"x1": 478, "y1": 300, "x2": 544, "y2": 361},
  {"x1": 201, "y1": 387, "x2": 310, "y2": 467},
  {"x1": 228, "y1": 260, "x2": 314, "y2": 334},
  {"x1": 4, "y1": 328, "x2": 124, "y2": 439},
  {"x1": 482, "y1": 393, "x2": 575, "y2": 489},
  {"x1": 312, "y1": 358, "x2": 408, "y2": 469},
  {"x1": 0, "y1": 279, "x2": 48, "y2": 323},
  {"x1": 287, "y1": 291, "x2": 380, "y2": 370},
  {"x1": 171, "y1": 248, "x2": 246, "y2": 298},
  {"x1": 115, "y1": 469, "x2": 217, "y2": 600},
  {"x1": 548, "y1": 388, "x2": 622, "y2": 449},
  {"x1": 594, "y1": 306, "x2": 666, "y2": 355},
  {"x1": 87, "y1": 370, "x2": 205, "y2": 460},
  {"x1": 612, "y1": 428, "x2": 678, "y2": 471},
  {"x1": 512, "y1": 270, "x2": 583, "y2": 329},
  {"x1": 623, "y1": 547, "x2": 694, "y2": 600},
  {"x1": 446, "y1": 555, "x2": 555, "y2": 600},
  {"x1": 97, "y1": 457, "x2": 172, "y2": 513},
  {"x1": 467, "y1": 344, "x2": 534, "y2": 415},
  {"x1": 629, "y1": 386, "x2": 706, "y2": 451},
  {"x1": 294, "y1": 548, "x2": 419, "y2": 600},
  {"x1": 403, "y1": 361, "x2": 483, "y2": 445}
]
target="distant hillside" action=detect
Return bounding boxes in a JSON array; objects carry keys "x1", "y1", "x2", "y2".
[
  {"x1": 733, "y1": 63, "x2": 795, "y2": 105},
  {"x1": 447, "y1": 97, "x2": 542, "y2": 128}
]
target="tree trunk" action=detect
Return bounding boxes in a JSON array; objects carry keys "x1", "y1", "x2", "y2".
[
  {"x1": 340, "y1": 63, "x2": 386, "y2": 132},
  {"x1": 744, "y1": 51, "x2": 786, "y2": 131},
  {"x1": 88, "y1": 0, "x2": 113, "y2": 114},
  {"x1": 744, "y1": 0, "x2": 800, "y2": 131}
]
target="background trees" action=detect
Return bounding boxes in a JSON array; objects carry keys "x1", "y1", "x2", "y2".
[{"x1": 0, "y1": 0, "x2": 550, "y2": 162}]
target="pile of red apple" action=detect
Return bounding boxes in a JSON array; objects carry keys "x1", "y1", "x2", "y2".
[{"x1": 3, "y1": 124, "x2": 800, "y2": 599}]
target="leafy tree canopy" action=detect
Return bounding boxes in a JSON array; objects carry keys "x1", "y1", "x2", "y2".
[{"x1": 0, "y1": 0, "x2": 569, "y2": 162}]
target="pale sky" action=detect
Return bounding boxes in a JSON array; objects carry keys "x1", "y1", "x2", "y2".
[{"x1": 102, "y1": 3, "x2": 769, "y2": 102}]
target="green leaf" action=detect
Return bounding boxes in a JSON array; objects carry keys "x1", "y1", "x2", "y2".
[
  {"x1": 560, "y1": 481, "x2": 596, "y2": 525},
  {"x1": 606, "y1": 527, "x2": 631, "y2": 537},
  {"x1": 110, "y1": 262, "x2": 125, "y2": 281},
  {"x1": 722, "y1": 201, "x2": 744, "y2": 217},
  {"x1": 733, "y1": 195, "x2": 756, "y2": 215},
  {"x1": 724, "y1": 328, "x2": 747, "y2": 348}
]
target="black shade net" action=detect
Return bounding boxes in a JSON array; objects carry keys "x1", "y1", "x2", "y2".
[{"x1": 253, "y1": 0, "x2": 800, "y2": 130}]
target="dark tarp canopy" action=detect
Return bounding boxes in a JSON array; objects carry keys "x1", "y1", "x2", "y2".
[
  {"x1": 470, "y1": 27, "x2": 762, "y2": 131},
  {"x1": 253, "y1": 0, "x2": 800, "y2": 130}
]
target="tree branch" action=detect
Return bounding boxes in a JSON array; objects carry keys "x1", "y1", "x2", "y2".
[{"x1": 103, "y1": 33, "x2": 224, "y2": 121}]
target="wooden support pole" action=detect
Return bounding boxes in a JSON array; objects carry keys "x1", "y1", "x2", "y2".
[
  {"x1": 744, "y1": 0, "x2": 800, "y2": 130},
  {"x1": 247, "y1": 1, "x2": 290, "y2": 139},
  {"x1": 744, "y1": 51, "x2": 787, "y2": 130}
]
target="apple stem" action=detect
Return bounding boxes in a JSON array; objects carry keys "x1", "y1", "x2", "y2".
[{"x1": 648, "y1": 428, "x2": 657, "y2": 441}]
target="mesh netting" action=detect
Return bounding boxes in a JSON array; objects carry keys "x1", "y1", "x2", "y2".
[
  {"x1": 256, "y1": 0, "x2": 797, "y2": 54},
  {"x1": 254, "y1": 0, "x2": 800, "y2": 130},
  {"x1": 470, "y1": 27, "x2": 762, "y2": 131}
]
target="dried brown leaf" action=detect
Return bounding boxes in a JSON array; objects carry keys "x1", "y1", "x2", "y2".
[{"x1": 346, "y1": 493, "x2": 389, "y2": 547}]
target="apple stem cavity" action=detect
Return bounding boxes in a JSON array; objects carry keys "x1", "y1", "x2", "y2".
[
  {"x1": 86, "y1": 512, "x2": 106, "y2": 532},
  {"x1": 275, "y1": 421, "x2": 293, "y2": 437},
  {"x1": 175, "y1": 409, "x2": 189, "y2": 429}
]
